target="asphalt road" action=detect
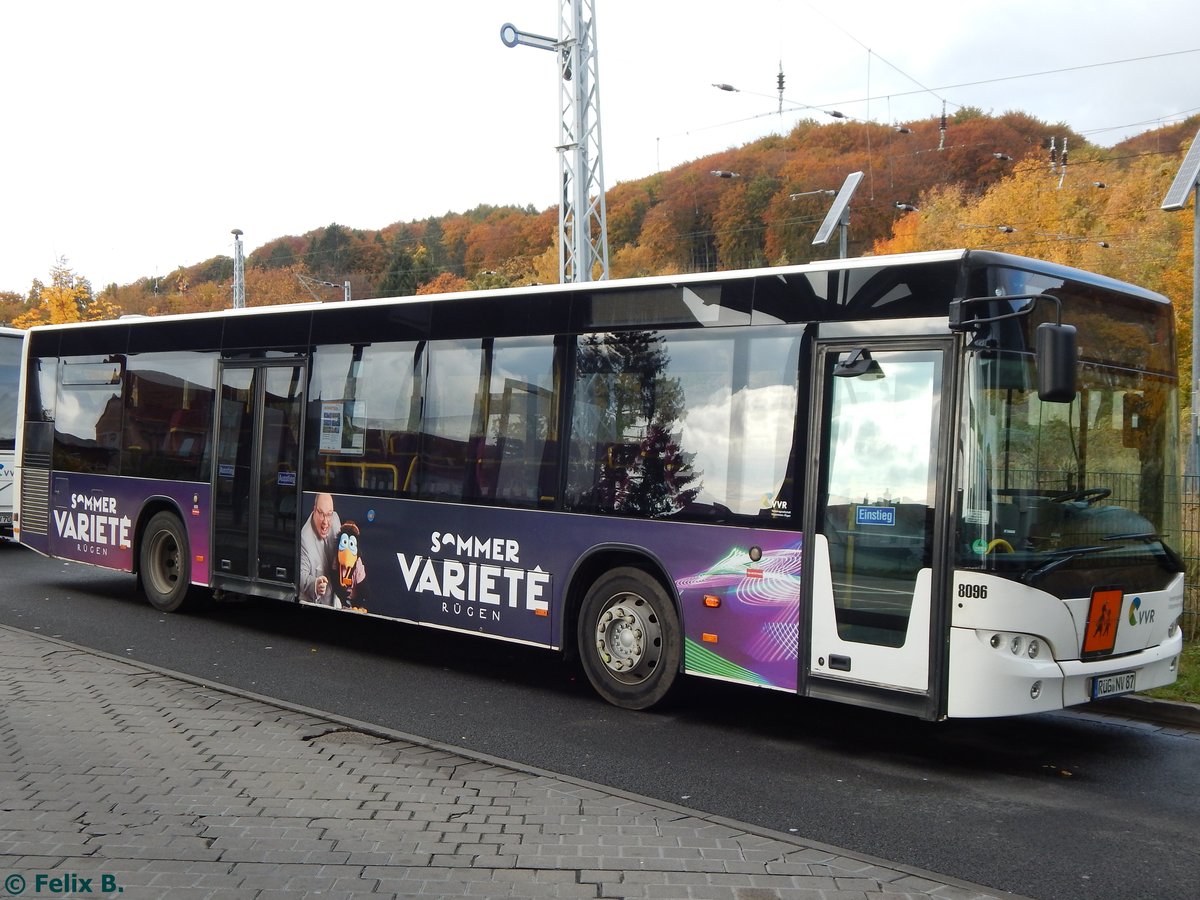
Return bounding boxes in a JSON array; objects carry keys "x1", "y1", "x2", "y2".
[{"x1": 3, "y1": 541, "x2": 1197, "y2": 900}]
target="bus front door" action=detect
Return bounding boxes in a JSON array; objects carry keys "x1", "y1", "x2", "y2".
[
  {"x1": 212, "y1": 361, "x2": 305, "y2": 600},
  {"x1": 804, "y1": 341, "x2": 953, "y2": 720}
]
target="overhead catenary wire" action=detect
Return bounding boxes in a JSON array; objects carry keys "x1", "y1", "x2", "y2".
[{"x1": 661, "y1": 47, "x2": 1200, "y2": 168}]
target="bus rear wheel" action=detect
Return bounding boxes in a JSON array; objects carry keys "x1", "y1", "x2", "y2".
[
  {"x1": 140, "y1": 511, "x2": 191, "y2": 612},
  {"x1": 578, "y1": 567, "x2": 681, "y2": 710}
]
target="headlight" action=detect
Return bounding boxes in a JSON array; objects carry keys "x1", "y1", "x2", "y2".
[{"x1": 987, "y1": 630, "x2": 1048, "y2": 660}]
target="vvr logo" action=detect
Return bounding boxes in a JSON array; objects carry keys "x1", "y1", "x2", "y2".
[{"x1": 1128, "y1": 596, "x2": 1154, "y2": 626}]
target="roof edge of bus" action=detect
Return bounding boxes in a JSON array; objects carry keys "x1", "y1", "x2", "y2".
[
  {"x1": 21, "y1": 246, "x2": 1166, "y2": 329},
  {"x1": 23, "y1": 299, "x2": 329, "y2": 331},
  {"x1": 22, "y1": 250, "x2": 976, "y2": 330},
  {"x1": 961, "y1": 248, "x2": 1171, "y2": 304}
]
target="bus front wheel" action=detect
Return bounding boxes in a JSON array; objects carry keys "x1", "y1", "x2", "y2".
[
  {"x1": 578, "y1": 567, "x2": 681, "y2": 710},
  {"x1": 140, "y1": 512, "x2": 191, "y2": 612}
]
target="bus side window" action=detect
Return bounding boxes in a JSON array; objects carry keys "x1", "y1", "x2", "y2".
[
  {"x1": 307, "y1": 340, "x2": 422, "y2": 499},
  {"x1": 565, "y1": 328, "x2": 802, "y2": 522},
  {"x1": 55, "y1": 357, "x2": 124, "y2": 476},
  {"x1": 471, "y1": 336, "x2": 559, "y2": 509}
]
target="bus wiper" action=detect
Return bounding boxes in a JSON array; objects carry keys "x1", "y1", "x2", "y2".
[
  {"x1": 1103, "y1": 532, "x2": 1188, "y2": 573},
  {"x1": 1021, "y1": 545, "x2": 1108, "y2": 584},
  {"x1": 1023, "y1": 534, "x2": 1188, "y2": 583}
]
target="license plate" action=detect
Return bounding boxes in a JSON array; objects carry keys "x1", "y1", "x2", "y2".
[{"x1": 1091, "y1": 671, "x2": 1136, "y2": 699}]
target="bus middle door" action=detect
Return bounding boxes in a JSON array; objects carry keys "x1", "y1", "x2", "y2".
[
  {"x1": 803, "y1": 339, "x2": 954, "y2": 720},
  {"x1": 212, "y1": 360, "x2": 305, "y2": 600}
]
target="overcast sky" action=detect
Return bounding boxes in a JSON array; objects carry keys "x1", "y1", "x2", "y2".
[{"x1": 2, "y1": 0, "x2": 1197, "y2": 294}]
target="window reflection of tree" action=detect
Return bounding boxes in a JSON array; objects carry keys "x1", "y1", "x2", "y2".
[{"x1": 573, "y1": 330, "x2": 700, "y2": 517}]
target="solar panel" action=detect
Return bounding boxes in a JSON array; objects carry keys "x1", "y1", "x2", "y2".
[
  {"x1": 1161, "y1": 127, "x2": 1200, "y2": 211},
  {"x1": 813, "y1": 171, "x2": 864, "y2": 245}
]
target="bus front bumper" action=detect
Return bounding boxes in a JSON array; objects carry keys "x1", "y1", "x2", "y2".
[{"x1": 947, "y1": 626, "x2": 1184, "y2": 718}]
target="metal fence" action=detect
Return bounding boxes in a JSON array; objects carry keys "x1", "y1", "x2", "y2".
[{"x1": 1180, "y1": 478, "x2": 1200, "y2": 641}]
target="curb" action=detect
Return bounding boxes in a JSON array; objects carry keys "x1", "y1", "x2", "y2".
[{"x1": 1090, "y1": 693, "x2": 1200, "y2": 731}]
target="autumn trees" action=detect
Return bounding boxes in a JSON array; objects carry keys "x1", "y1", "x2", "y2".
[
  {"x1": 11, "y1": 258, "x2": 117, "y2": 327},
  {"x1": 594, "y1": 109, "x2": 1097, "y2": 275},
  {"x1": 871, "y1": 129, "x2": 1197, "y2": 393},
  {"x1": 1, "y1": 110, "x2": 1196, "y2": 336}
]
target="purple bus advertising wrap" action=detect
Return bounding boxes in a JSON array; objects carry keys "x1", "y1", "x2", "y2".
[
  {"x1": 32, "y1": 473, "x2": 212, "y2": 586},
  {"x1": 299, "y1": 492, "x2": 802, "y2": 692}
]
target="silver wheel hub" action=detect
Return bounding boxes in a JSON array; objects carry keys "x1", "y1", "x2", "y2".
[
  {"x1": 149, "y1": 532, "x2": 179, "y2": 592},
  {"x1": 594, "y1": 594, "x2": 662, "y2": 684}
]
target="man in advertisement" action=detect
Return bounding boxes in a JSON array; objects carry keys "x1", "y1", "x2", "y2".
[{"x1": 299, "y1": 492, "x2": 340, "y2": 605}]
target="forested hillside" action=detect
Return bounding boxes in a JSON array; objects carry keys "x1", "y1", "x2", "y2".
[{"x1": 4, "y1": 108, "x2": 1197, "y2": 355}]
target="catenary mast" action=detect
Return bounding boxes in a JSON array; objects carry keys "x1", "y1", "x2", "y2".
[
  {"x1": 231, "y1": 229, "x2": 245, "y2": 309},
  {"x1": 502, "y1": 0, "x2": 609, "y2": 283}
]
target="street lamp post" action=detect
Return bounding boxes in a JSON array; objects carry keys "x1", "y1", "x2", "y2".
[
  {"x1": 297, "y1": 274, "x2": 351, "y2": 303},
  {"x1": 789, "y1": 189, "x2": 835, "y2": 200}
]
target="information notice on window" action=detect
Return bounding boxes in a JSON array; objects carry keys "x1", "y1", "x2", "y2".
[{"x1": 320, "y1": 399, "x2": 366, "y2": 455}]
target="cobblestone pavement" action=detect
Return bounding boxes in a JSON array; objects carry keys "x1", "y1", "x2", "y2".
[{"x1": 0, "y1": 625, "x2": 1019, "y2": 900}]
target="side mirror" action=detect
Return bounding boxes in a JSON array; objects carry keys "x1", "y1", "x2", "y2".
[{"x1": 1036, "y1": 322, "x2": 1077, "y2": 403}]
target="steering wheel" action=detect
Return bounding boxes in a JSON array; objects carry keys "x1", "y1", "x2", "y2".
[{"x1": 1052, "y1": 487, "x2": 1111, "y2": 505}]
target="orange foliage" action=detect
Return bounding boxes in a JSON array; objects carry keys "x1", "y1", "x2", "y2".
[
  {"x1": 0, "y1": 291, "x2": 26, "y2": 325},
  {"x1": 416, "y1": 272, "x2": 470, "y2": 295},
  {"x1": 18, "y1": 111, "x2": 1194, "y2": 370},
  {"x1": 245, "y1": 265, "x2": 309, "y2": 307}
]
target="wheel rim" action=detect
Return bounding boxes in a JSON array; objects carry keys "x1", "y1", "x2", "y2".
[
  {"x1": 147, "y1": 530, "x2": 180, "y2": 596},
  {"x1": 593, "y1": 592, "x2": 663, "y2": 685}
]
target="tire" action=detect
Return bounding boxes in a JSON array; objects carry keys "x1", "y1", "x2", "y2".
[
  {"x1": 140, "y1": 511, "x2": 192, "y2": 612},
  {"x1": 577, "y1": 566, "x2": 682, "y2": 710}
]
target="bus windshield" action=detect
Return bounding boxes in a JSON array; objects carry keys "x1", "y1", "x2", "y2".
[
  {"x1": 0, "y1": 332, "x2": 20, "y2": 452},
  {"x1": 958, "y1": 349, "x2": 1182, "y2": 594}
]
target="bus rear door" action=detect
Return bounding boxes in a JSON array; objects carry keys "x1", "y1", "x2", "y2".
[
  {"x1": 212, "y1": 360, "x2": 305, "y2": 600},
  {"x1": 803, "y1": 338, "x2": 955, "y2": 720}
]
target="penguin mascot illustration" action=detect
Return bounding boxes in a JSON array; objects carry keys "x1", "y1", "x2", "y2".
[{"x1": 332, "y1": 520, "x2": 369, "y2": 610}]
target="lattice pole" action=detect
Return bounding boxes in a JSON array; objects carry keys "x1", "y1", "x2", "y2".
[
  {"x1": 231, "y1": 229, "x2": 245, "y2": 309},
  {"x1": 558, "y1": 0, "x2": 609, "y2": 282},
  {"x1": 502, "y1": 0, "x2": 609, "y2": 283}
]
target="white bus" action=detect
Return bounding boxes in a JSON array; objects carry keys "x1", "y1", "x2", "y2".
[
  {"x1": 14, "y1": 250, "x2": 1185, "y2": 718},
  {"x1": 0, "y1": 326, "x2": 23, "y2": 538}
]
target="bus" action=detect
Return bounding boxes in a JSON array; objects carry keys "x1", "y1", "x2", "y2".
[
  {"x1": 14, "y1": 249, "x2": 1185, "y2": 719},
  {"x1": 0, "y1": 326, "x2": 24, "y2": 538}
]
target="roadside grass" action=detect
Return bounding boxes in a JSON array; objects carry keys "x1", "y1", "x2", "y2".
[{"x1": 1143, "y1": 639, "x2": 1200, "y2": 705}]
